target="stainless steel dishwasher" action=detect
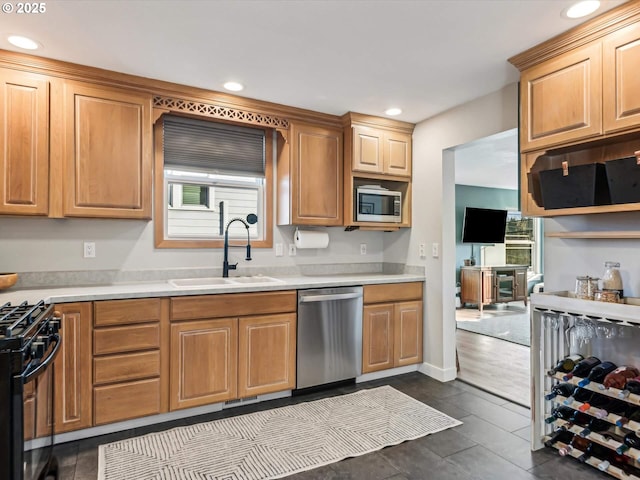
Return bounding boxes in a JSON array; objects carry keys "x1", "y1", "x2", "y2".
[{"x1": 296, "y1": 286, "x2": 363, "y2": 390}]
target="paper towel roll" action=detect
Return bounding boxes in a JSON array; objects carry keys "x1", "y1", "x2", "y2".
[{"x1": 294, "y1": 229, "x2": 329, "y2": 249}]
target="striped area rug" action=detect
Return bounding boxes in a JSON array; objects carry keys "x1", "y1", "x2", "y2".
[{"x1": 98, "y1": 385, "x2": 462, "y2": 480}]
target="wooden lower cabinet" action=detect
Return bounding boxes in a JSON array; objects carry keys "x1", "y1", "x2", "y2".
[
  {"x1": 238, "y1": 313, "x2": 296, "y2": 397},
  {"x1": 54, "y1": 302, "x2": 93, "y2": 433},
  {"x1": 362, "y1": 282, "x2": 423, "y2": 374},
  {"x1": 170, "y1": 318, "x2": 238, "y2": 410},
  {"x1": 94, "y1": 378, "x2": 161, "y2": 426}
]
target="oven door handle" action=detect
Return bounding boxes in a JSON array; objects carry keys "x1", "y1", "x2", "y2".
[{"x1": 22, "y1": 333, "x2": 61, "y2": 384}]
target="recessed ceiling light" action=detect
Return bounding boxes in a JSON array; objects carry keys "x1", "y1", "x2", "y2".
[
  {"x1": 564, "y1": 1, "x2": 600, "y2": 19},
  {"x1": 385, "y1": 108, "x2": 402, "y2": 116},
  {"x1": 223, "y1": 81, "x2": 244, "y2": 92},
  {"x1": 8, "y1": 35, "x2": 40, "y2": 50}
]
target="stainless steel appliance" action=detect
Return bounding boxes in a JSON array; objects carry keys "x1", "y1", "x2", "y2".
[
  {"x1": 355, "y1": 185, "x2": 401, "y2": 223},
  {"x1": 0, "y1": 301, "x2": 61, "y2": 480},
  {"x1": 297, "y1": 286, "x2": 363, "y2": 389}
]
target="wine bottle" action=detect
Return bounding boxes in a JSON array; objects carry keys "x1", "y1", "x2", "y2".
[
  {"x1": 548, "y1": 354, "x2": 584, "y2": 376},
  {"x1": 544, "y1": 428, "x2": 574, "y2": 448},
  {"x1": 592, "y1": 398, "x2": 632, "y2": 419},
  {"x1": 545, "y1": 405, "x2": 579, "y2": 424},
  {"x1": 563, "y1": 356, "x2": 601, "y2": 381},
  {"x1": 616, "y1": 431, "x2": 640, "y2": 454},
  {"x1": 559, "y1": 435, "x2": 591, "y2": 456},
  {"x1": 579, "y1": 417, "x2": 615, "y2": 437},
  {"x1": 601, "y1": 366, "x2": 640, "y2": 390},
  {"x1": 576, "y1": 390, "x2": 610, "y2": 412},
  {"x1": 597, "y1": 450, "x2": 634, "y2": 474},
  {"x1": 578, "y1": 361, "x2": 617, "y2": 387},
  {"x1": 545, "y1": 383, "x2": 576, "y2": 401},
  {"x1": 615, "y1": 407, "x2": 640, "y2": 427},
  {"x1": 578, "y1": 441, "x2": 612, "y2": 463},
  {"x1": 619, "y1": 376, "x2": 640, "y2": 399}
]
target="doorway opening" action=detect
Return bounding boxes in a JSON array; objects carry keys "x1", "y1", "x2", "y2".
[{"x1": 451, "y1": 128, "x2": 542, "y2": 407}]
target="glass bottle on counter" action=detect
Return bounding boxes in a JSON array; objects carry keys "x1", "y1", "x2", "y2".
[
  {"x1": 575, "y1": 276, "x2": 599, "y2": 300},
  {"x1": 602, "y1": 261, "x2": 623, "y2": 298}
]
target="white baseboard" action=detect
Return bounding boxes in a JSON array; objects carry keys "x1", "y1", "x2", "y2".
[
  {"x1": 356, "y1": 364, "x2": 418, "y2": 383},
  {"x1": 418, "y1": 362, "x2": 457, "y2": 382}
]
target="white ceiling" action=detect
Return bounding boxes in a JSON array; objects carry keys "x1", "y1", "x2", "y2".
[
  {"x1": 2, "y1": 0, "x2": 626, "y2": 190},
  {"x1": 1, "y1": 0, "x2": 627, "y2": 124},
  {"x1": 454, "y1": 129, "x2": 518, "y2": 190}
]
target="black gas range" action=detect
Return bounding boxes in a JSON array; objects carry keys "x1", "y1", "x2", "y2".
[{"x1": 0, "y1": 301, "x2": 61, "y2": 480}]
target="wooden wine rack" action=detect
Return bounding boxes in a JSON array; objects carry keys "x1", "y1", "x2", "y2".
[
  {"x1": 545, "y1": 440, "x2": 640, "y2": 480},
  {"x1": 544, "y1": 371, "x2": 640, "y2": 479}
]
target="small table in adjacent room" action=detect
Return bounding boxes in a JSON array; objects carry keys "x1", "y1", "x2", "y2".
[{"x1": 460, "y1": 265, "x2": 529, "y2": 313}]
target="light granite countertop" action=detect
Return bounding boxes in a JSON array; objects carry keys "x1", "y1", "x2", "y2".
[{"x1": 0, "y1": 273, "x2": 425, "y2": 305}]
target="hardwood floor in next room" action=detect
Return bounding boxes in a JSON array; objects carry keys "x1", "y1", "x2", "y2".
[
  {"x1": 456, "y1": 328, "x2": 531, "y2": 407},
  {"x1": 52, "y1": 371, "x2": 606, "y2": 480}
]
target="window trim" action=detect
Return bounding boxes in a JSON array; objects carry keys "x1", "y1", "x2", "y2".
[{"x1": 153, "y1": 115, "x2": 273, "y2": 249}]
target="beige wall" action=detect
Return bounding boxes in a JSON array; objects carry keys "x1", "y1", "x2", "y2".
[{"x1": 385, "y1": 83, "x2": 519, "y2": 381}]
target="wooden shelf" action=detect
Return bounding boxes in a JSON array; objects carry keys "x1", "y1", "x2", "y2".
[{"x1": 545, "y1": 231, "x2": 640, "y2": 239}]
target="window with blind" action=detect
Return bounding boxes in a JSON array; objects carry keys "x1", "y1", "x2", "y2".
[{"x1": 156, "y1": 115, "x2": 273, "y2": 247}]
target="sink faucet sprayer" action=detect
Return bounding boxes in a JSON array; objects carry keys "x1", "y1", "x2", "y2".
[{"x1": 223, "y1": 213, "x2": 258, "y2": 278}]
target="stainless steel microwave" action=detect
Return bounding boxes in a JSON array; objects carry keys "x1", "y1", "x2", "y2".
[{"x1": 355, "y1": 186, "x2": 402, "y2": 223}]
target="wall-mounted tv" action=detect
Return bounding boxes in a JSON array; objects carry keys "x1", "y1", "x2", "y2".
[{"x1": 461, "y1": 207, "x2": 507, "y2": 244}]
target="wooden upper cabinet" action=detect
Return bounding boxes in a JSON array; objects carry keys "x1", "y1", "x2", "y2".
[
  {"x1": 603, "y1": 22, "x2": 640, "y2": 134},
  {"x1": 277, "y1": 121, "x2": 343, "y2": 226},
  {"x1": 383, "y1": 130, "x2": 412, "y2": 177},
  {"x1": 520, "y1": 42, "x2": 602, "y2": 152},
  {"x1": 350, "y1": 125, "x2": 411, "y2": 177},
  {"x1": 0, "y1": 69, "x2": 49, "y2": 215},
  {"x1": 58, "y1": 81, "x2": 152, "y2": 218}
]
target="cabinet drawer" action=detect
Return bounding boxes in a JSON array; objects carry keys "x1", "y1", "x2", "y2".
[
  {"x1": 93, "y1": 350, "x2": 160, "y2": 385},
  {"x1": 94, "y1": 378, "x2": 160, "y2": 425},
  {"x1": 94, "y1": 298, "x2": 161, "y2": 326},
  {"x1": 170, "y1": 290, "x2": 297, "y2": 321},
  {"x1": 364, "y1": 282, "x2": 423, "y2": 304},
  {"x1": 94, "y1": 324, "x2": 160, "y2": 355}
]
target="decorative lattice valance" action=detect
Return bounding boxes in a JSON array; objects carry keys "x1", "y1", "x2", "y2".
[{"x1": 153, "y1": 95, "x2": 289, "y2": 129}]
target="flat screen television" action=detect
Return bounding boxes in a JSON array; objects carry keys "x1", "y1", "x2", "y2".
[{"x1": 461, "y1": 207, "x2": 507, "y2": 244}]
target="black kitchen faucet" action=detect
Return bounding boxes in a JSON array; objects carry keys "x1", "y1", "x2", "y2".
[{"x1": 223, "y1": 213, "x2": 258, "y2": 277}]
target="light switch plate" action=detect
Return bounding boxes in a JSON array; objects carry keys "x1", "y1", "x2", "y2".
[
  {"x1": 83, "y1": 242, "x2": 96, "y2": 258},
  {"x1": 275, "y1": 243, "x2": 284, "y2": 257},
  {"x1": 288, "y1": 244, "x2": 296, "y2": 256}
]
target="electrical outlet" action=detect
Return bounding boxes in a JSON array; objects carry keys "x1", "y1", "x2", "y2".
[
  {"x1": 418, "y1": 243, "x2": 426, "y2": 258},
  {"x1": 432, "y1": 242, "x2": 439, "y2": 258},
  {"x1": 288, "y1": 244, "x2": 296, "y2": 256},
  {"x1": 275, "y1": 243, "x2": 284, "y2": 257},
  {"x1": 360, "y1": 243, "x2": 367, "y2": 255},
  {"x1": 83, "y1": 242, "x2": 96, "y2": 258}
]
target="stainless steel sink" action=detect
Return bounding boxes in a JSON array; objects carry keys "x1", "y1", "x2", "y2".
[
  {"x1": 168, "y1": 275, "x2": 284, "y2": 288},
  {"x1": 228, "y1": 276, "x2": 284, "y2": 284},
  {"x1": 168, "y1": 277, "x2": 235, "y2": 288}
]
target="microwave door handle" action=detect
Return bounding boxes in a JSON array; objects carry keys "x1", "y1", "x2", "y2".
[{"x1": 22, "y1": 333, "x2": 61, "y2": 384}]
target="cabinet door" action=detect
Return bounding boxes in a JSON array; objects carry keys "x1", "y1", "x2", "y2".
[
  {"x1": 482, "y1": 271, "x2": 495, "y2": 304},
  {"x1": 238, "y1": 313, "x2": 296, "y2": 397},
  {"x1": 170, "y1": 318, "x2": 237, "y2": 410},
  {"x1": 394, "y1": 301, "x2": 423, "y2": 367},
  {"x1": 54, "y1": 302, "x2": 93, "y2": 433},
  {"x1": 520, "y1": 42, "x2": 602, "y2": 152},
  {"x1": 383, "y1": 131, "x2": 412, "y2": 177},
  {"x1": 362, "y1": 304, "x2": 394, "y2": 373},
  {"x1": 352, "y1": 125, "x2": 383, "y2": 174},
  {"x1": 0, "y1": 69, "x2": 49, "y2": 215},
  {"x1": 60, "y1": 81, "x2": 152, "y2": 218},
  {"x1": 603, "y1": 22, "x2": 640, "y2": 133},
  {"x1": 289, "y1": 122, "x2": 343, "y2": 225},
  {"x1": 460, "y1": 268, "x2": 480, "y2": 305},
  {"x1": 515, "y1": 269, "x2": 528, "y2": 301}
]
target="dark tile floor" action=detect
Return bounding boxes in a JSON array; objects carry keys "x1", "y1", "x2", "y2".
[{"x1": 52, "y1": 372, "x2": 607, "y2": 480}]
